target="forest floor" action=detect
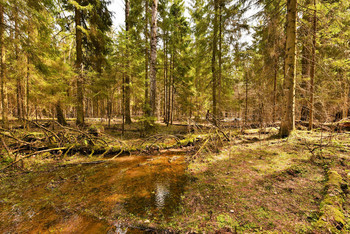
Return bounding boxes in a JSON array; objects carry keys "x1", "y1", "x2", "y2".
[
  {"x1": 163, "y1": 130, "x2": 350, "y2": 233},
  {"x1": 1, "y1": 120, "x2": 350, "y2": 233}
]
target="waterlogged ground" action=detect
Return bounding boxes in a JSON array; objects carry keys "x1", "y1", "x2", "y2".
[{"x1": 0, "y1": 155, "x2": 187, "y2": 233}]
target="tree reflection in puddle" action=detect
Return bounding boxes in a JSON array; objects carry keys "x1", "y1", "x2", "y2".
[{"x1": 155, "y1": 180, "x2": 170, "y2": 208}]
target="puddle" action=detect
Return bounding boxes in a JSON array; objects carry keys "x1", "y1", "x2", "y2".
[{"x1": 0, "y1": 155, "x2": 187, "y2": 233}]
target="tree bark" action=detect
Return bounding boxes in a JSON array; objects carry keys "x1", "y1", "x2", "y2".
[
  {"x1": 245, "y1": 69, "x2": 248, "y2": 126},
  {"x1": 218, "y1": 0, "x2": 223, "y2": 119},
  {"x1": 163, "y1": 31, "x2": 168, "y2": 123},
  {"x1": 56, "y1": 101, "x2": 67, "y2": 126},
  {"x1": 124, "y1": 0, "x2": 132, "y2": 124},
  {"x1": 0, "y1": 3, "x2": 8, "y2": 127},
  {"x1": 212, "y1": 0, "x2": 219, "y2": 125},
  {"x1": 167, "y1": 46, "x2": 173, "y2": 125},
  {"x1": 144, "y1": 0, "x2": 149, "y2": 115},
  {"x1": 14, "y1": 4, "x2": 24, "y2": 120},
  {"x1": 170, "y1": 50, "x2": 175, "y2": 125},
  {"x1": 26, "y1": 55, "x2": 30, "y2": 121},
  {"x1": 280, "y1": 0, "x2": 297, "y2": 137},
  {"x1": 308, "y1": 0, "x2": 316, "y2": 130},
  {"x1": 300, "y1": 0, "x2": 311, "y2": 122},
  {"x1": 273, "y1": 56, "x2": 278, "y2": 123},
  {"x1": 149, "y1": 0, "x2": 158, "y2": 118},
  {"x1": 75, "y1": 0, "x2": 84, "y2": 126}
]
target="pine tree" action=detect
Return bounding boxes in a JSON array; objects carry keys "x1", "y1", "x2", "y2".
[
  {"x1": 0, "y1": 1, "x2": 8, "y2": 127},
  {"x1": 280, "y1": 0, "x2": 297, "y2": 137},
  {"x1": 149, "y1": 0, "x2": 158, "y2": 118}
]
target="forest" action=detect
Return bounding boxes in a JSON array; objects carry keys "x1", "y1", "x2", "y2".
[{"x1": 0, "y1": 0, "x2": 349, "y2": 233}]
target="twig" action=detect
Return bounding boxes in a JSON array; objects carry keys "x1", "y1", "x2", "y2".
[
  {"x1": 0, "y1": 131, "x2": 27, "y2": 144},
  {"x1": 28, "y1": 119, "x2": 60, "y2": 142},
  {"x1": 1, "y1": 137, "x2": 13, "y2": 159},
  {"x1": 193, "y1": 138, "x2": 210, "y2": 158}
]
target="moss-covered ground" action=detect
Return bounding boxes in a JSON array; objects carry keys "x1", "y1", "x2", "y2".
[{"x1": 154, "y1": 130, "x2": 350, "y2": 233}]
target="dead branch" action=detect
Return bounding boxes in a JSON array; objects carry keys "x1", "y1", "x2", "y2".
[
  {"x1": 27, "y1": 119, "x2": 61, "y2": 143},
  {"x1": 1, "y1": 137, "x2": 13, "y2": 159},
  {"x1": 0, "y1": 147, "x2": 67, "y2": 172},
  {"x1": 0, "y1": 131, "x2": 27, "y2": 144}
]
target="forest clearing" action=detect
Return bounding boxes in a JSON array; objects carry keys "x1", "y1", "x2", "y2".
[{"x1": 0, "y1": 0, "x2": 349, "y2": 233}]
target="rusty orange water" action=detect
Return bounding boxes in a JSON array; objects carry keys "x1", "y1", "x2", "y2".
[{"x1": 0, "y1": 155, "x2": 187, "y2": 233}]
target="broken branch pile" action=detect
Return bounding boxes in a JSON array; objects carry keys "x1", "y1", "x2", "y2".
[{"x1": 0, "y1": 120, "x2": 124, "y2": 172}]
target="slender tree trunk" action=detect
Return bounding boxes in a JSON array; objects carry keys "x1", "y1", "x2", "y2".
[
  {"x1": 122, "y1": 73, "x2": 125, "y2": 135},
  {"x1": 25, "y1": 24, "x2": 32, "y2": 124},
  {"x1": 212, "y1": 0, "x2": 219, "y2": 124},
  {"x1": 26, "y1": 55, "x2": 30, "y2": 122},
  {"x1": 167, "y1": 47, "x2": 173, "y2": 125},
  {"x1": 170, "y1": 50, "x2": 175, "y2": 125},
  {"x1": 149, "y1": 0, "x2": 158, "y2": 118},
  {"x1": 245, "y1": 70, "x2": 248, "y2": 126},
  {"x1": 14, "y1": 5, "x2": 23, "y2": 120},
  {"x1": 107, "y1": 95, "x2": 112, "y2": 127},
  {"x1": 144, "y1": 0, "x2": 149, "y2": 114},
  {"x1": 124, "y1": 0, "x2": 132, "y2": 124},
  {"x1": 163, "y1": 32, "x2": 168, "y2": 123},
  {"x1": 300, "y1": 0, "x2": 311, "y2": 122},
  {"x1": 75, "y1": 0, "x2": 84, "y2": 126},
  {"x1": 218, "y1": 1, "x2": 223, "y2": 119},
  {"x1": 0, "y1": 4, "x2": 8, "y2": 127},
  {"x1": 308, "y1": 0, "x2": 316, "y2": 130},
  {"x1": 273, "y1": 57, "x2": 278, "y2": 123},
  {"x1": 280, "y1": 0, "x2": 297, "y2": 137}
]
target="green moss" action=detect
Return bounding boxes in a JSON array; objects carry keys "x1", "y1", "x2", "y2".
[
  {"x1": 216, "y1": 214, "x2": 238, "y2": 229},
  {"x1": 316, "y1": 205, "x2": 345, "y2": 232},
  {"x1": 315, "y1": 169, "x2": 346, "y2": 232},
  {"x1": 327, "y1": 170, "x2": 343, "y2": 188}
]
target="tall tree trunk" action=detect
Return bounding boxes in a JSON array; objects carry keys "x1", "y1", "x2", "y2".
[
  {"x1": 167, "y1": 46, "x2": 173, "y2": 125},
  {"x1": 308, "y1": 0, "x2": 316, "y2": 130},
  {"x1": 25, "y1": 20, "x2": 33, "y2": 125},
  {"x1": 75, "y1": 0, "x2": 84, "y2": 126},
  {"x1": 212, "y1": 0, "x2": 219, "y2": 125},
  {"x1": 218, "y1": 0, "x2": 222, "y2": 119},
  {"x1": 14, "y1": 4, "x2": 23, "y2": 120},
  {"x1": 149, "y1": 0, "x2": 158, "y2": 118},
  {"x1": 124, "y1": 0, "x2": 132, "y2": 124},
  {"x1": 170, "y1": 49, "x2": 175, "y2": 125},
  {"x1": 0, "y1": 3, "x2": 8, "y2": 127},
  {"x1": 122, "y1": 73, "x2": 125, "y2": 135},
  {"x1": 300, "y1": 0, "x2": 311, "y2": 122},
  {"x1": 245, "y1": 69, "x2": 248, "y2": 126},
  {"x1": 280, "y1": 0, "x2": 297, "y2": 137},
  {"x1": 163, "y1": 32, "x2": 168, "y2": 123},
  {"x1": 144, "y1": 0, "x2": 149, "y2": 114},
  {"x1": 26, "y1": 55, "x2": 30, "y2": 122},
  {"x1": 273, "y1": 56, "x2": 278, "y2": 123}
]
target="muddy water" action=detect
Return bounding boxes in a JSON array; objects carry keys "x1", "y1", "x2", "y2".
[{"x1": 0, "y1": 155, "x2": 187, "y2": 233}]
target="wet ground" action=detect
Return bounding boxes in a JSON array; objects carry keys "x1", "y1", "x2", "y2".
[{"x1": 0, "y1": 155, "x2": 187, "y2": 233}]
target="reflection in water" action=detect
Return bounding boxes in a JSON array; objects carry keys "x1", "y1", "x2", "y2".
[
  {"x1": 155, "y1": 181, "x2": 170, "y2": 208},
  {"x1": 113, "y1": 222, "x2": 128, "y2": 234},
  {"x1": 0, "y1": 155, "x2": 187, "y2": 233}
]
